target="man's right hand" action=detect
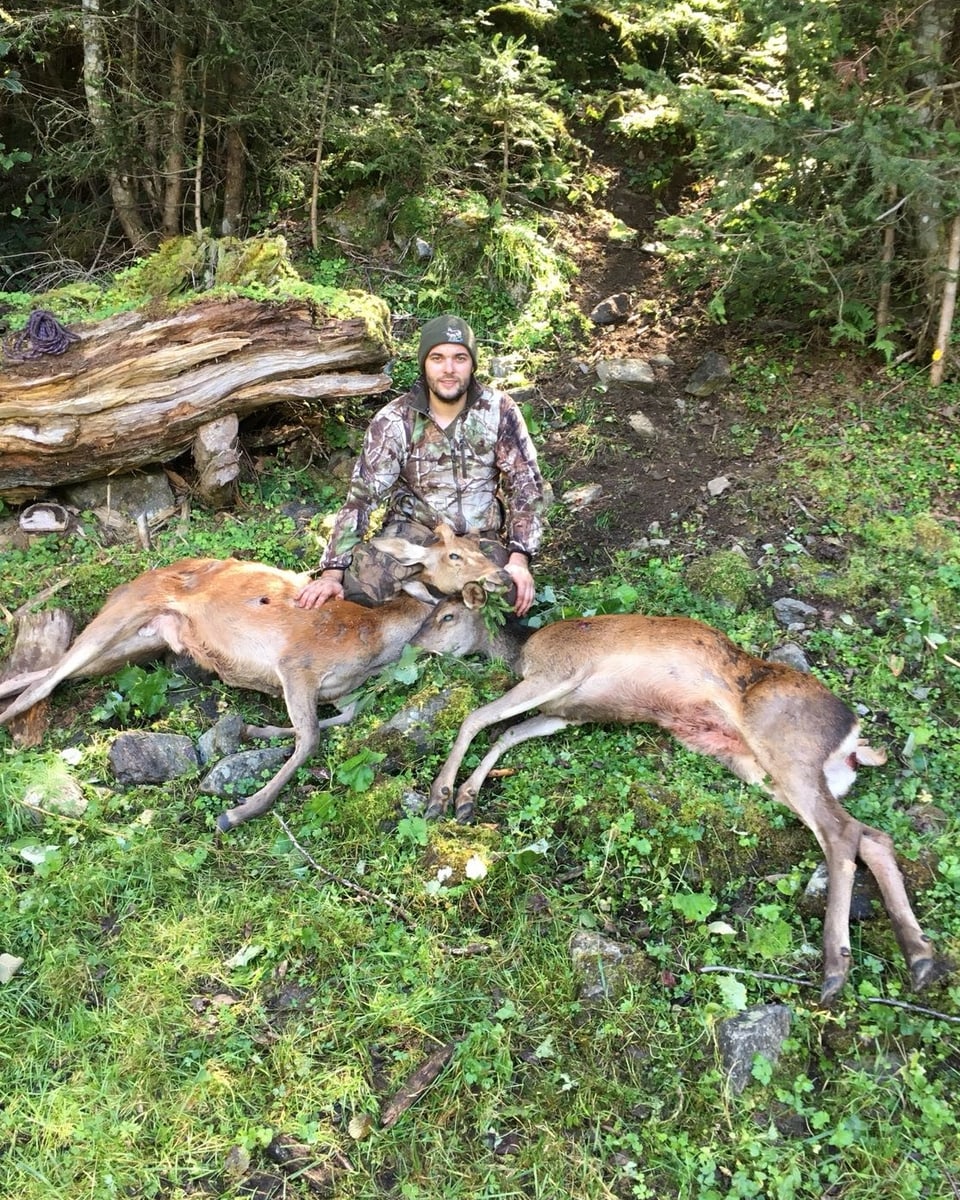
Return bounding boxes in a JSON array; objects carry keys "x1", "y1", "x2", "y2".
[{"x1": 295, "y1": 570, "x2": 345, "y2": 609}]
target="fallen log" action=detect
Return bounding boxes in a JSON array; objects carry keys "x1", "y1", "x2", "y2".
[{"x1": 0, "y1": 296, "x2": 392, "y2": 503}]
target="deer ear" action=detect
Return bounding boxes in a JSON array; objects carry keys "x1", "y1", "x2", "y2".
[
  {"x1": 367, "y1": 535, "x2": 429, "y2": 567},
  {"x1": 854, "y1": 740, "x2": 887, "y2": 767},
  {"x1": 462, "y1": 582, "x2": 487, "y2": 610}
]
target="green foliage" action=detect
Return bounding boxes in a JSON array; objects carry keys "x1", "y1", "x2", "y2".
[{"x1": 90, "y1": 664, "x2": 186, "y2": 725}]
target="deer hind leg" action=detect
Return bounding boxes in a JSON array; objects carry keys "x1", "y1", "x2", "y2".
[
  {"x1": 0, "y1": 611, "x2": 168, "y2": 727},
  {"x1": 242, "y1": 701, "x2": 358, "y2": 743},
  {"x1": 817, "y1": 734, "x2": 935, "y2": 991},
  {"x1": 854, "y1": 824, "x2": 935, "y2": 991}
]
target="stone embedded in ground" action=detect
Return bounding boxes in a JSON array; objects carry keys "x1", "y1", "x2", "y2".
[
  {"x1": 589, "y1": 292, "x2": 632, "y2": 324},
  {"x1": 684, "y1": 351, "x2": 732, "y2": 396},
  {"x1": 596, "y1": 357, "x2": 656, "y2": 387},
  {"x1": 716, "y1": 1003, "x2": 792, "y2": 1095},
  {"x1": 109, "y1": 731, "x2": 199, "y2": 784}
]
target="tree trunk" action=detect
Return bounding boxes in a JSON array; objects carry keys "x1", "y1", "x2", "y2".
[
  {"x1": 80, "y1": 0, "x2": 154, "y2": 251},
  {"x1": 162, "y1": 34, "x2": 191, "y2": 237},
  {"x1": 0, "y1": 298, "x2": 391, "y2": 502}
]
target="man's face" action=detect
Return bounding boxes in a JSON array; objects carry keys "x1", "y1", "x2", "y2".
[{"x1": 423, "y1": 343, "x2": 473, "y2": 405}]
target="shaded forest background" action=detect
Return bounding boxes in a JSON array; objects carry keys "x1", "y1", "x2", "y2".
[{"x1": 2, "y1": 0, "x2": 959, "y2": 376}]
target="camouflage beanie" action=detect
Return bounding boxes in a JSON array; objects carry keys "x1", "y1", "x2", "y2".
[{"x1": 417, "y1": 314, "x2": 478, "y2": 372}]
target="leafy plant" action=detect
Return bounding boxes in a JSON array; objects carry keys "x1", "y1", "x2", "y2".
[{"x1": 90, "y1": 664, "x2": 185, "y2": 724}]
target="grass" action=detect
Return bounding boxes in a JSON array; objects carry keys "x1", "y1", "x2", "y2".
[{"x1": 0, "y1": 352, "x2": 959, "y2": 1200}]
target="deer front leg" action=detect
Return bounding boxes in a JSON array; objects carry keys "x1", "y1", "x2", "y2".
[
  {"x1": 427, "y1": 677, "x2": 579, "y2": 820},
  {"x1": 216, "y1": 670, "x2": 326, "y2": 831},
  {"x1": 452, "y1": 713, "x2": 574, "y2": 823}
]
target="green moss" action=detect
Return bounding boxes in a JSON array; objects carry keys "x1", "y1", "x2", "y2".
[{"x1": 685, "y1": 549, "x2": 758, "y2": 611}]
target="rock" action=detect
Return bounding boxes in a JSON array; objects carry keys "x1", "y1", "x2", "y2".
[
  {"x1": 62, "y1": 468, "x2": 177, "y2": 527},
  {"x1": 772, "y1": 597, "x2": 819, "y2": 628},
  {"x1": 716, "y1": 1004, "x2": 792, "y2": 1094},
  {"x1": 596, "y1": 358, "x2": 656, "y2": 388},
  {"x1": 569, "y1": 931, "x2": 648, "y2": 1004},
  {"x1": 200, "y1": 746, "x2": 293, "y2": 798},
  {"x1": 0, "y1": 954, "x2": 24, "y2": 984},
  {"x1": 561, "y1": 483, "x2": 603, "y2": 510},
  {"x1": 589, "y1": 293, "x2": 631, "y2": 325},
  {"x1": 198, "y1": 713, "x2": 248, "y2": 765},
  {"x1": 24, "y1": 776, "x2": 88, "y2": 819},
  {"x1": 801, "y1": 862, "x2": 880, "y2": 921},
  {"x1": 684, "y1": 351, "x2": 732, "y2": 396},
  {"x1": 706, "y1": 475, "x2": 731, "y2": 497},
  {"x1": 108, "y1": 732, "x2": 199, "y2": 784},
  {"x1": 627, "y1": 412, "x2": 657, "y2": 438},
  {"x1": 767, "y1": 642, "x2": 811, "y2": 672}
]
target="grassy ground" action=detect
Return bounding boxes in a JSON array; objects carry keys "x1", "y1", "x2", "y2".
[{"x1": 0, "y1": 351, "x2": 958, "y2": 1200}]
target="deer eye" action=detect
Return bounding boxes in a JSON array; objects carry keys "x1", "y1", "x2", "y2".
[
  {"x1": 448, "y1": 552, "x2": 462, "y2": 562},
  {"x1": 441, "y1": 613, "x2": 455, "y2": 624}
]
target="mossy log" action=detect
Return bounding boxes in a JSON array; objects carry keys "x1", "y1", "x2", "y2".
[{"x1": 0, "y1": 297, "x2": 392, "y2": 503}]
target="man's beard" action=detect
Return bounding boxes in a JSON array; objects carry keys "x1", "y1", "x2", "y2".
[{"x1": 429, "y1": 378, "x2": 470, "y2": 404}]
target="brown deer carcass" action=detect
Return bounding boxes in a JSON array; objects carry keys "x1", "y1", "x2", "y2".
[
  {"x1": 0, "y1": 525, "x2": 510, "y2": 833},
  {"x1": 412, "y1": 597, "x2": 936, "y2": 1003}
]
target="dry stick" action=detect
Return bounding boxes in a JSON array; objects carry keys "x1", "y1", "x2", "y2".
[
  {"x1": 273, "y1": 812, "x2": 415, "y2": 927},
  {"x1": 698, "y1": 965, "x2": 960, "y2": 1024},
  {"x1": 11, "y1": 577, "x2": 71, "y2": 621},
  {"x1": 930, "y1": 211, "x2": 960, "y2": 387},
  {"x1": 876, "y1": 185, "x2": 897, "y2": 333}
]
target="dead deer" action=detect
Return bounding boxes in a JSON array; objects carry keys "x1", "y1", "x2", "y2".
[
  {"x1": 412, "y1": 595, "x2": 936, "y2": 1003},
  {"x1": 0, "y1": 525, "x2": 510, "y2": 833}
]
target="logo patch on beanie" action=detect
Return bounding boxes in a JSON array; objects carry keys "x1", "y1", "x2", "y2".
[{"x1": 446, "y1": 325, "x2": 465, "y2": 343}]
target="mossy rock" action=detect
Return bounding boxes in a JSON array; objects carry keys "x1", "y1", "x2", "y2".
[{"x1": 685, "y1": 550, "x2": 758, "y2": 612}]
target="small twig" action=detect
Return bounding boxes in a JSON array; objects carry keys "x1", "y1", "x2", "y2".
[
  {"x1": 863, "y1": 996, "x2": 960, "y2": 1024},
  {"x1": 12, "y1": 577, "x2": 71, "y2": 620},
  {"x1": 790, "y1": 495, "x2": 815, "y2": 521},
  {"x1": 698, "y1": 966, "x2": 960, "y2": 1023},
  {"x1": 698, "y1": 964, "x2": 818, "y2": 988},
  {"x1": 442, "y1": 942, "x2": 492, "y2": 957},
  {"x1": 273, "y1": 813, "x2": 415, "y2": 927}
]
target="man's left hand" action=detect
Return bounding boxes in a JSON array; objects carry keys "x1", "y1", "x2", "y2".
[{"x1": 505, "y1": 552, "x2": 535, "y2": 616}]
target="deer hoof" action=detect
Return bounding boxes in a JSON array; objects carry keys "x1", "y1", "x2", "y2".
[
  {"x1": 216, "y1": 811, "x2": 235, "y2": 834},
  {"x1": 819, "y1": 973, "x2": 846, "y2": 1007},
  {"x1": 910, "y1": 956, "x2": 936, "y2": 991},
  {"x1": 455, "y1": 797, "x2": 475, "y2": 824},
  {"x1": 425, "y1": 790, "x2": 450, "y2": 820}
]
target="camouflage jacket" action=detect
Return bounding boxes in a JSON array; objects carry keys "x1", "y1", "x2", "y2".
[{"x1": 319, "y1": 377, "x2": 544, "y2": 570}]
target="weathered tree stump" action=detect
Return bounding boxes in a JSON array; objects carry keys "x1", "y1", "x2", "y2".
[
  {"x1": 0, "y1": 609, "x2": 75, "y2": 746},
  {"x1": 0, "y1": 296, "x2": 392, "y2": 503}
]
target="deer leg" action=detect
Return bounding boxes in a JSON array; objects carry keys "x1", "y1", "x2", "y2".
[
  {"x1": 853, "y1": 824, "x2": 935, "y2": 990},
  {"x1": 216, "y1": 666, "x2": 346, "y2": 832},
  {"x1": 427, "y1": 676, "x2": 580, "y2": 819},
  {"x1": 242, "y1": 701, "x2": 358, "y2": 742},
  {"x1": 451, "y1": 713, "x2": 574, "y2": 823},
  {"x1": 756, "y1": 748, "x2": 865, "y2": 1003},
  {"x1": 0, "y1": 617, "x2": 168, "y2": 726},
  {"x1": 0, "y1": 668, "x2": 51, "y2": 701}
]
